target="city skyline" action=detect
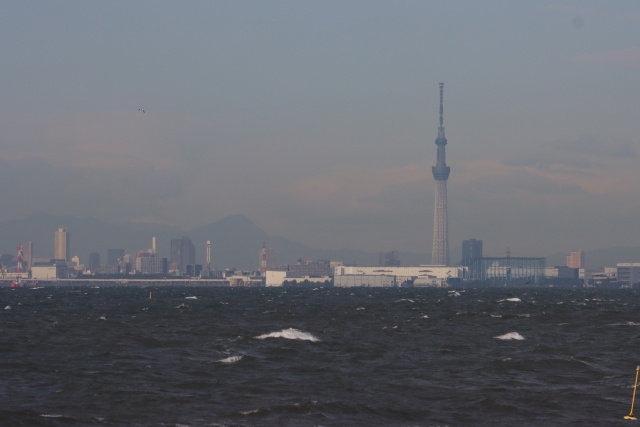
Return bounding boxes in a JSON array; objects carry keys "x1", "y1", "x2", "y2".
[{"x1": 1, "y1": 2, "x2": 639, "y2": 257}]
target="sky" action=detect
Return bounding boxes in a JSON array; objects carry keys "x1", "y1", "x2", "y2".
[{"x1": 1, "y1": 1, "x2": 639, "y2": 258}]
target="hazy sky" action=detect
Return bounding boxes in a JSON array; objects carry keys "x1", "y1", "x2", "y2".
[{"x1": 1, "y1": 1, "x2": 639, "y2": 257}]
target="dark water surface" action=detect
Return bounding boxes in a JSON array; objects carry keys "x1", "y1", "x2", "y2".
[{"x1": 1, "y1": 286, "x2": 639, "y2": 426}]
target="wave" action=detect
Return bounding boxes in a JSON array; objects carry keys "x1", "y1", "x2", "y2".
[
  {"x1": 498, "y1": 298, "x2": 521, "y2": 302},
  {"x1": 255, "y1": 328, "x2": 319, "y2": 342},
  {"x1": 185, "y1": 296, "x2": 197, "y2": 299},
  {"x1": 610, "y1": 321, "x2": 640, "y2": 326},
  {"x1": 494, "y1": 332, "x2": 525, "y2": 340},
  {"x1": 218, "y1": 355, "x2": 243, "y2": 363}
]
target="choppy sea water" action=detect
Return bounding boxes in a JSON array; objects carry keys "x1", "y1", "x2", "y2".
[{"x1": 1, "y1": 286, "x2": 639, "y2": 426}]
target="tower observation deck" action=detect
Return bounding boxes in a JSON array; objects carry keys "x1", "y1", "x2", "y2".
[{"x1": 431, "y1": 83, "x2": 450, "y2": 266}]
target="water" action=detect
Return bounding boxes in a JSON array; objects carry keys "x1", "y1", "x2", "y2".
[{"x1": 1, "y1": 286, "x2": 639, "y2": 426}]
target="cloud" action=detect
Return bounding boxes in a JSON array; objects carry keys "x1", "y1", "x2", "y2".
[
  {"x1": 569, "y1": 47, "x2": 640, "y2": 68},
  {"x1": 543, "y1": 4, "x2": 640, "y2": 23},
  {"x1": 272, "y1": 163, "x2": 432, "y2": 215}
]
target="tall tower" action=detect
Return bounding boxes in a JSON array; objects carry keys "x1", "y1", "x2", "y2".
[
  {"x1": 431, "y1": 83, "x2": 450, "y2": 266},
  {"x1": 206, "y1": 240, "x2": 212, "y2": 271},
  {"x1": 54, "y1": 227, "x2": 70, "y2": 263}
]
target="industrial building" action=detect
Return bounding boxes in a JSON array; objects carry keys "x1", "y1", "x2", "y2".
[
  {"x1": 333, "y1": 265, "x2": 466, "y2": 288},
  {"x1": 465, "y1": 257, "x2": 546, "y2": 283},
  {"x1": 617, "y1": 263, "x2": 640, "y2": 287},
  {"x1": 461, "y1": 239, "x2": 483, "y2": 266}
]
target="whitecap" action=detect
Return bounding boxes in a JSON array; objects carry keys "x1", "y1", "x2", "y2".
[
  {"x1": 40, "y1": 414, "x2": 64, "y2": 418},
  {"x1": 98, "y1": 316, "x2": 106, "y2": 321},
  {"x1": 185, "y1": 296, "x2": 197, "y2": 300},
  {"x1": 4, "y1": 306, "x2": 10, "y2": 310},
  {"x1": 495, "y1": 332, "x2": 525, "y2": 340},
  {"x1": 175, "y1": 303, "x2": 186, "y2": 308},
  {"x1": 498, "y1": 298, "x2": 521, "y2": 302},
  {"x1": 239, "y1": 409, "x2": 260, "y2": 415},
  {"x1": 218, "y1": 355, "x2": 243, "y2": 363},
  {"x1": 448, "y1": 291, "x2": 461, "y2": 297},
  {"x1": 255, "y1": 328, "x2": 319, "y2": 342},
  {"x1": 356, "y1": 307, "x2": 365, "y2": 311},
  {"x1": 421, "y1": 315, "x2": 429, "y2": 319}
]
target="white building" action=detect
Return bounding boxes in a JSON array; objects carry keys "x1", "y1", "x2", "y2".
[
  {"x1": 31, "y1": 265, "x2": 68, "y2": 280},
  {"x1": 265, "y1": 270, "x2": 332, "y2": 287},
  {"x1": 334, "y1": 265, "x2": 466, "y2": 288}
]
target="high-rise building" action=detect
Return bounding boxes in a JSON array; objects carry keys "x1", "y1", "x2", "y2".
[
  {"x1": 107, "y1": 249, "x2": 125, "y2": 266},
  {"x1": 379, "y1": 251, "x2": 401, "y2": 267},
  {"x1": 206, "y1": 240, "x2": 212, "y2": 271},
  {"x1": 170, "y1": 237, "x2": 195, "y2": 273},
  {"x1": 567, "y1": 250, "x2": 585, "y2": 269},
  {"x1": 135, "y1": 252, "x2": 168, "y2": 275},
  {"x1": 462, "y1": 239, "x2": 483, "y2": 266},
  {"x1": 431, "y1": 83, "x2": 450, "y2": 266},
  {"x1": 54, "y1": 227, "x2": 70, "y2": 263},
  {"x1": 88, "y1": 252, "x2": 100, "y2": 271}
]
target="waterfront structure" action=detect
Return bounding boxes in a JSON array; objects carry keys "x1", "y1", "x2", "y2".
[
  {"x1": 334, "y1": 265, "x2": 466, "y2": 288},
  {"x1": 31, "y1": 264, "x2": 68, "y2": 280},
  {"x1": 544, "y1": 266, "x2": 579, "y2": 280},
  {"x1": 266, "y1": 271, "x2": 332, "y2": 287},
  {"x1": 54, "y1": 227, "x2": 70, "y2": 263},
  {"x1": 567, "y1": 250, "x2": 585, "y2": 269},
  {"x1": 170, "y1": 237, "x2": 195, "y2": 273},
  {"x1": 461, "y1": 239, "x2": 482, "y2": 266},
  {"x1": 268, "y1": 259, "x2": 333, "y2": 278},
  {"x1": 466, "y1": 257, "x2": 546, "y2": 283},
  {"x1": 431, "y1": 83, "x2": 451, "y2": 266}
]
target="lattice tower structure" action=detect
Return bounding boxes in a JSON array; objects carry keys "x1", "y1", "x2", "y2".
[
  {"x1": 16, "y1": 244, "x2": 23, "y2": 274},
  {"x1": 431, "y1": 83, "x2": 450, "y2": 266},
  {"x1": 260, "y1": 242, "x2": 268, "y2": 276}
]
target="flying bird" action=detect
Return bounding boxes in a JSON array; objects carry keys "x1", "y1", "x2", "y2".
[{"x1": 138, "y1": 108, "x2": 146, "y2": 114}]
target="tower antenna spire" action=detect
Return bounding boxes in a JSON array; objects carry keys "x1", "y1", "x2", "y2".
[
  {"x1": 438, "y1": 83, "x2": 445, "y2": 139},
  {"x1": 439, "y1": 82, "x2": 444, "y2": 127}
]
